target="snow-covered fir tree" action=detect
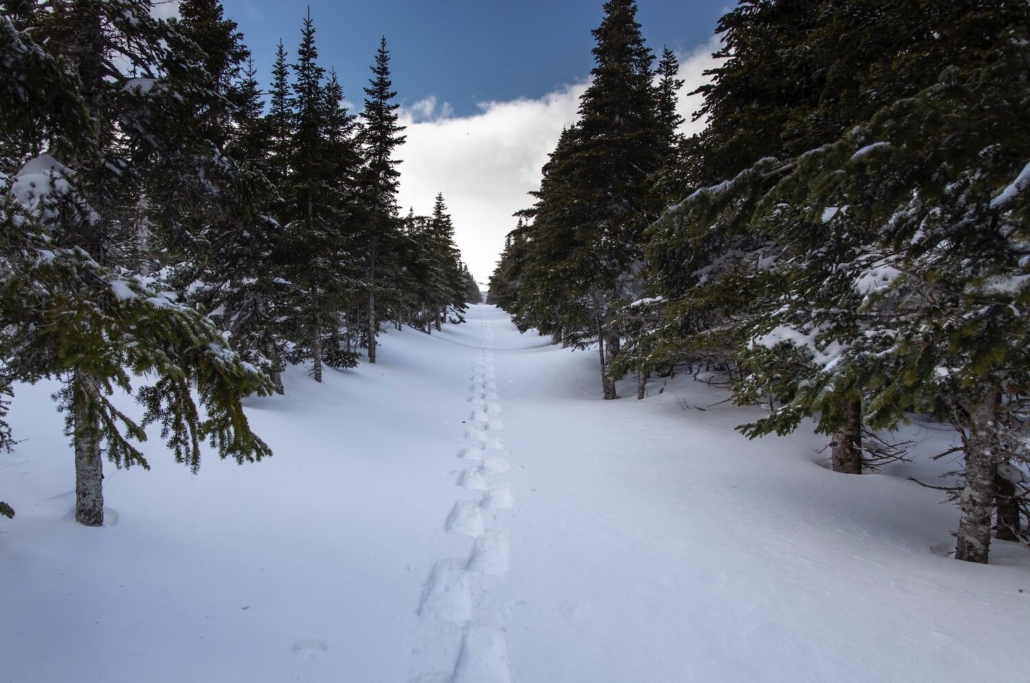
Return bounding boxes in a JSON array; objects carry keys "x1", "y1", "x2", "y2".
[{"x1": 0, "y1": 0, "x2": 271, "y2": 526}]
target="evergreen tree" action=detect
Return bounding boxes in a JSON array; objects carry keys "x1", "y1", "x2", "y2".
[
  {"x1": 266, "y1": 41, "x2": 292, "y2": 187},
  {"x1": 644, "y1": 0, "x2": 1030, "y2": 562},
  {"x1": 1, "y1": 0, "x2": 271, "y2": 527},
  {"x1": 463, "y1": 265, "x2": 483, "y2": 305},
  {"x1": 319, "y1": 67, "x2": 362, "y2": 369},
  {"x1": 172, "y1": 0, "x2": 249, "y2": 146},
  {"x1": 425, "y1": 193, "x2": 467, "y2": 328},
  {"x1": 501, "y1": 0, "x2": 663, "y2": 398},
  {"x1": 357, "y1": 37, "x2": 407, "y2": 363},
  {"x1": 654, "y1": 46, "x2": 684, "y2": 165},
  {"x1": 280, "y1": 9, "x2": 344, "y2": 383}
]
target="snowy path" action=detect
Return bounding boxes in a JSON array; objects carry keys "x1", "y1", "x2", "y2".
[
  {"x1": 414, "y1": 319, "x2": 515, "y2": 683},
  {"x1": 2, "y1": 305, "x2": 1030, "y2": 682}
]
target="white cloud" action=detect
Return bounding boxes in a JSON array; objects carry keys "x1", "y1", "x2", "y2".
[
  {"x1": 673, "y1": 38, "x2": 721, "y2": 136},
  {"x1": 405, "y1": 96, "x2": 454, "y2": 123},
  {"x1": 397, "y1": 39, "x2": 720, "y2": 284}
]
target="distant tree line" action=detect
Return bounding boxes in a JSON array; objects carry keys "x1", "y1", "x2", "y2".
[
  {"x1": 489, "y1": 0, "x2": 1030, "y2": 564},
  {"x1": 0, "y1": 0, "x2": 472, "y2": 525}
]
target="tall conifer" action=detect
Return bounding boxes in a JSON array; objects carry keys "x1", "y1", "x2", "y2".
[{"x1": 357, "y1": 37, "x2": 406, "y2": 363}]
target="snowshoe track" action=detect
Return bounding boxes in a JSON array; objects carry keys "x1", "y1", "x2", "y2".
[{"x1": 414, "y1": 320, "x2": 516, "y2": 683}]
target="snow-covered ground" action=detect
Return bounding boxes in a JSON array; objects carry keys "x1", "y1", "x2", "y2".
[{"x1": 2, "y1": 304, "x2": 1029, "y2": 683}]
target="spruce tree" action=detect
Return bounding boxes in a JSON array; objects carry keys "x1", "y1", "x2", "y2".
[
  {"x1": 357, "y1": 37, "x2": 406, "y2": 363},
  {"x1": 463, "y1": 265, "x2": 483, "y2": 305},
  {"x1": 1, "y1": 0, "x2": 271, "y2": 527},
  {"x1": 267, "y1": 41, "x2": 292, "y2": 187},
  {"x1": 172, "y1": 0, "x2": 249, "y2": 146},
  {"x1": 504, "y1": 1, "x2": 663, "y2": 398},
  {"x1": 280, "y1": 9, "x2": 342, "y2": 383},
  {"x1": 644, "y1": 0, "x2": 1030, "y2": 562}
]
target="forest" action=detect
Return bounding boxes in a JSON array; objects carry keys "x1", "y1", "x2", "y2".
[
  {"x1": 489, "y1": 0, "x2": 1030, "y2": 565},
  {"x1": 3, "y1": 1, "x2": 1030, "y2": 680},
  {"x1": 0, "y1": 0, "x2": 481, "y2": 527}
]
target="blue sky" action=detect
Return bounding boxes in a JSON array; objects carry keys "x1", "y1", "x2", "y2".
[
  {"x1": 205, "y1": 0, "x2": 731, "y2": 282},
  {"x1": 223, "y1": 0, "x2": 730, "y2": 118}
]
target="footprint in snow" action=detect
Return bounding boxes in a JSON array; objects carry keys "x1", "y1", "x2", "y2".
[
  {"x1": 466, "y1": 531, "x2": 511, "y2": 576},
  {"x1": 419, "y1": 559, "x2": 472, "y2": 625},
  {"x1": 458, "y1": 466, "x2": 488, "y2": 490},
  {"x1": 458, "y1": 447, "x2": 485, "y2": 461},
  {"x1": 451, "y1": 626, "x2": 515, "y2": 683},
  {"x1": 465, "y1": 426, "x2": 490, "y2": 446},
  {"x1": 480, "y1": 483, "x2": 515, "y2": 511},
  {"x1": 445, "y1": 500, "x2": 485, "y2": 537},
  {"x1": 481, "y1": 455, "x2": 510, "y2": 474}
]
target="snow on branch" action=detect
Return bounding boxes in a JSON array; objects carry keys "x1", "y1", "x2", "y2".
[{"x1": 990, "y1": 161, "x2": 1030, "y2": 209}]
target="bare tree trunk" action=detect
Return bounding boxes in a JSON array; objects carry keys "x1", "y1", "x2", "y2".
[
  {"x1": 73, "y1": 370, "x2": 104, "y2": 527},
  {"x1": 270, "y1": 368, "x2": 284, "y2": 395},
  {"x1": 368, "y1": 244, "x2": 377, "y2": 364},
  {"x1": 598, "y1": 315, "x2": 618, "y2": 400},
  {"x1": 551, "y1": 328, "x2": 562, "y2": 346},
  {"x1": 435, "y1": 309, "x2": 442, "y2": 332},
  {"x1": 311, "y1": 286, "x2": 322, "y2": 383},
  {"x1": 135, "y1": 194, "x2": 150, "y2": 276},
  {"x1": 831, "y1": 398, "x2": 863, "y2": 474},
  {"x1": 604, "y1": 327, "x2": 621, "y2": 400},
  {"x1": 637, "y1": 368, "x2": 649, "y2": 400},
  {"x1": 955, "y1": 397, "x2": 999, "y2": 563},
  {"x1": 344, "y1": 311, "x2": 352, "y2": 356},
  {"x1": 368, "y1": 289, "x2": 377, "y2": 364},
  {"x1": 995, "y1": 466, "x2": 1021, "y2": 542}
]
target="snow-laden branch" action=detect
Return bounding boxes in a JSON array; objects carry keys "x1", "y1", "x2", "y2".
[{"x1": 991, "y1": 161, "x2": 1030, "y2": 209}]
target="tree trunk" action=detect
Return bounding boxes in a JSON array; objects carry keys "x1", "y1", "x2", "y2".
[
  {"x1": 955, "y1": 397, "x2": 999, "y2": 563},
  {"x1": 603, "y1": 327, "x2": 620, "y2": 400},
  {"x1": 435, "y1": 309, "x2": 443, "y2": 332},
  {"x1": 256, "y1": 296, "x2": 284, "y2": 395},
  {"x1": 597, "y1": 316, "x2": 618, "y2": 400},
  {"x1": 311, "y1": 286, "x2": 322, "y2": 383},
  {"x1": 270, "y1": 369, "x2": 284, "y2": 395},
  {"x1": 551, "y1": 328, "x2": 562, "y2": 346},
  {"x1": 368, "y1": 245, "x2": 377, "y2": 364},
  {"x1": 344, "y1": 312, "x2": 352, "y2": 355},
  {"x1": 831, "y1": 398, "x2": 863, "y2": 474},
  {"x1": 637, "y1": 368, "x2": 649, "y2": 400},
  {"x1": 73, "y1": 370, "x2": 104, "y2": 527},
  {"x1": 995, "y1": 466, "x2": 1021, "y2": 542},
  {"x1": 368, "y1": 289, "x2": 377, "y2": 364}
]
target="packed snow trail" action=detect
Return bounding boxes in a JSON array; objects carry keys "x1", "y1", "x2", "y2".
[
  {"x1": 414, "y1": 319, "x2": 515, "y2": 683},
  {"x1": 1, "y1": 305, "x2": 1029, "y2": 683}
]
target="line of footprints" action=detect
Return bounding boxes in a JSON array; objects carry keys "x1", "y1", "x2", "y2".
[{"x1": 417, "y1": 321, "x2": 516, "y2": 683}]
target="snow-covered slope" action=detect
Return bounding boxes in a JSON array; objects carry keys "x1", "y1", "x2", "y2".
[{"x1": 1, "y1": 305, "x2": 1028, "y2": 682}]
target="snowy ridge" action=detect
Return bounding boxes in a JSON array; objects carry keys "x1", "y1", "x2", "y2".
[{"x1": 414, "y1": 319, "x2": 516, "y2": 683}]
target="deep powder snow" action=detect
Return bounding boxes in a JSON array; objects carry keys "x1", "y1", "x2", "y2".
[{"x1": 1, "y1": 305, "x2": 1029, "y2": 682}]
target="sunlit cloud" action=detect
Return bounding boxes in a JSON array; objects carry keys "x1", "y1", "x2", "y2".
[{"x1": 396, "y1": 38, "x2": 720, "y2": 283}]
